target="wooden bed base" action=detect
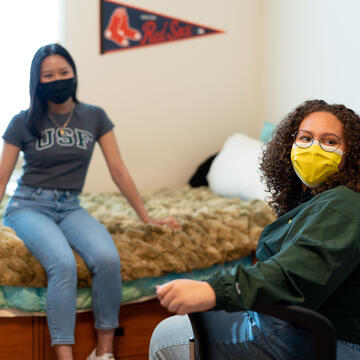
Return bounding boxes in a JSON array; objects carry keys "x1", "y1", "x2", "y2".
[{"x1": 0, "y1": 299, "x2": 172, "y2": 360}]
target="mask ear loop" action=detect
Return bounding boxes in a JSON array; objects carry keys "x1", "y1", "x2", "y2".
[{"x1": 338, "y1": 150, "x2": 347, "y2": 170}]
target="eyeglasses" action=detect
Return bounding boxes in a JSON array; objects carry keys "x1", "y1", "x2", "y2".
[{"x1": 293, "y1": 130, "x2": 342, "y2": 152}]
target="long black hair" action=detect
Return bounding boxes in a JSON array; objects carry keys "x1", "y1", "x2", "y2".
[{"x1": 28, "y1": 43, "x2": 79, "y2": 138}]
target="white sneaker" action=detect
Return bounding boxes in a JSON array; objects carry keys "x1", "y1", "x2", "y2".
[{"x1": 87, "y1": 348, "x2": 115, "y2": 360}]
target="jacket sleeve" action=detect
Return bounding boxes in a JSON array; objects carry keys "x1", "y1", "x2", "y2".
[{"x1": 207, "y1": 205, "x2": 360, "y2": 312}]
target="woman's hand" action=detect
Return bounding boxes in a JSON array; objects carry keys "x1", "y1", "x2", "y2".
[
  {"x1": 149, "y1": 216, "x2": 180, "y2": 230},
  {"x1": 156, "y1": 279, "x2": 216, "y2": 315}
]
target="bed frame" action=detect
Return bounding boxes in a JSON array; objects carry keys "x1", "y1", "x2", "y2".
[{"x1": 0, "y1": 299, "x2": 171, "y2": 360}]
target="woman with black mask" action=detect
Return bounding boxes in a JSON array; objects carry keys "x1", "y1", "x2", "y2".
[{"x1": 0, "y1": 43, "x2": 178, "y2": 360}]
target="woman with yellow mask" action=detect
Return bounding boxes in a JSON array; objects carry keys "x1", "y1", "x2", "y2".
[{"x1": 149, "y1": 100, "x2": 360, "y2": 360}]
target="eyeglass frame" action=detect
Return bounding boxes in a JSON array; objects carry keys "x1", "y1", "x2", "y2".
[{"x1": 292, "y1": 130, "x2": 343, "y2": 153}]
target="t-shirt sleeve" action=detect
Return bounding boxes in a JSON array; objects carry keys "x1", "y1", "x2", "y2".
[
  {"x1": 2, "y1": 112, "x2": 27, "y2": 148},
  {"x1": 96, "y1": 107, "x2": 114, "y2": 140}
]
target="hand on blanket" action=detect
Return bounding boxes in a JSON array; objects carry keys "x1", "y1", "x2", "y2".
[
  {"x1": 156, "y1": 279, "x2": 216, "y2": 315},
  {"x1": 149, "y1": 216, "x2": 180, "y2": 230}
]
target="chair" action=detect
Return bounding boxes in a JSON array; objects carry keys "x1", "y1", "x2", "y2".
[{"x1": 188, "y1": 305, "x2": 337, "y2": 360}]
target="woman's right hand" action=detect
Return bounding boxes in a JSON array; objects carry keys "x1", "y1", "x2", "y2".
[{"x1": 156, "y1": 279, "x2": 216, "y2": 315}]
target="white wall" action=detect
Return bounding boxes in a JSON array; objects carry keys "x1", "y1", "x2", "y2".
[
  {"x1": 64, "y1": 0, "x2": 262, "y2": 193},
  {"x1": 260, "y1": 0, "x2": 360, "y2": 126},
  {"x1": 64, "y1": 0, "x2": 360, "y2": 193}
]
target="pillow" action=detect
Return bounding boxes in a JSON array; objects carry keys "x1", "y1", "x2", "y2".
[
  {"x1": 260, "y1": 121, "x2": 277, "y2": 143},
  {"x1": 188, "y1": 153, "x2": 218, "y2": 187},
  {"x1": 207, "y1": 133, "x2": 267, "y2": 201}
]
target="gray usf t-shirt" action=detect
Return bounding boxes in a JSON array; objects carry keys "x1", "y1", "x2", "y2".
[{"x1": 2, "y1": 102, "x2": 114, "y2": 192}]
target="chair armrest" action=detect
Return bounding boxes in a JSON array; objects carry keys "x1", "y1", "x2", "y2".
[
  {"x1": 188, "y1": 305, "x2": 337, "y2": 360},
  {"x1": 254, "y1": 305, "x2": 336, "y2": 360}
]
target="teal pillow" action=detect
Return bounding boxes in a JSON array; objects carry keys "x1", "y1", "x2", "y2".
[{"x1": 260, "y1": 121, "x2": 277, "y2": 143}]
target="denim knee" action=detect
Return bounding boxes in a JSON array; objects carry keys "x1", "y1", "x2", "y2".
[
  {"x1": 149, "y1": 315, "x2": 193, "y2": 360},
  {"x1": 90, "y1": 250, "x2": 121, "y2": 276},
  {"x1": 46, "y1": 256, "x2": 77, "y2": 286}
]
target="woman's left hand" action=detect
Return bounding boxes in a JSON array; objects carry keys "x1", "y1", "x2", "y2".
[
  {"x1": 157, "y1": 279, "x2": 216, "y2": 315},
  {"x1": 149, "y1": 216, "x2": 180, "y2": 230}
]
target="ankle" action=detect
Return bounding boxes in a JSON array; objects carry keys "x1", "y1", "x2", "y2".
[
  {"x1": 96, "y1": 346, "x2": 113, "y2": 356},
  {"x1": 54, "y1": 344, "x2": 73, "y2": 360}
]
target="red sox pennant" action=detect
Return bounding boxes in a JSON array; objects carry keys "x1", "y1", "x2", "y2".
[{"x1": 100, "y1": 0, "x2": 224, "y2": 54}]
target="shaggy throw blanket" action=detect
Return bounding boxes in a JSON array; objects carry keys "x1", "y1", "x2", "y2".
[{"x1": 0, "y1": 186, "x2": 275, "y2": 288}]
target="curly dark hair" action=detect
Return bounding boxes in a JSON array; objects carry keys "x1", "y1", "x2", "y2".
[{"x1": 260, "y1": 99, "x2": 360, "y2": 217}]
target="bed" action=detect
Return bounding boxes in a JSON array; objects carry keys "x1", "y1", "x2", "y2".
[{"x1": 0, "y1": 133, "x2": 276, "y2": 359}]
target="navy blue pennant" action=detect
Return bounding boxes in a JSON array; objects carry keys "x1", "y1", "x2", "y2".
[{"x1": 100, "y1": 0, "x2": 224, "y2": 54}]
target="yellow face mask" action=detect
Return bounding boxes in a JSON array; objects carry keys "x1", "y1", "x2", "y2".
[{"x1": 290, "y1": 143, "x2": 343, "y2": 187}]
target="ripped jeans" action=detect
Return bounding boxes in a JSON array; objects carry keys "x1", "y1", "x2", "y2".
[
  {"x1": 3, "y1": 185, "x2": 122, "y2": 346},
  {"x1": 149, "y1": 311, "x2": 360, "y2": 360}
]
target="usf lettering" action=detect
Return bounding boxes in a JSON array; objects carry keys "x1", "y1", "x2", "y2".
[{"x1": 36, "y1": 128, "x2": 94, "y2": 151}]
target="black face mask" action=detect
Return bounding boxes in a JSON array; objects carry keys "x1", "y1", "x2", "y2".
[{"x1": 38, "y1": 78, "x2": 76, "y2": 104}]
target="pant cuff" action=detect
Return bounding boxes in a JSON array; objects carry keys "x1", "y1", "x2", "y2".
[
  {"x1": 51, "y1": 338, "x2": 75, "y2": 346},
  {"x1": 94, "y1": 322, "x2": 119, "y2": 330}
]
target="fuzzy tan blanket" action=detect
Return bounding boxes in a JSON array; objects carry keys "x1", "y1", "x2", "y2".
[{"x1": 0, "y1": 186, "x2": 275, "y2": 288}]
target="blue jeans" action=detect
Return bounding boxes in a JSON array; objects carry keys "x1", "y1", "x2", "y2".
[
  {"x1": 3, "y1": 185, "x2": 122, "y2": 346},
  {"x1": 149, "y1": 312, "x2": 360, "y2": 360}
]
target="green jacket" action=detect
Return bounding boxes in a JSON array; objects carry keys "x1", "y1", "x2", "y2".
[{"x1": 207, "y1": 185, "x2": 360, "y2": 343}]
